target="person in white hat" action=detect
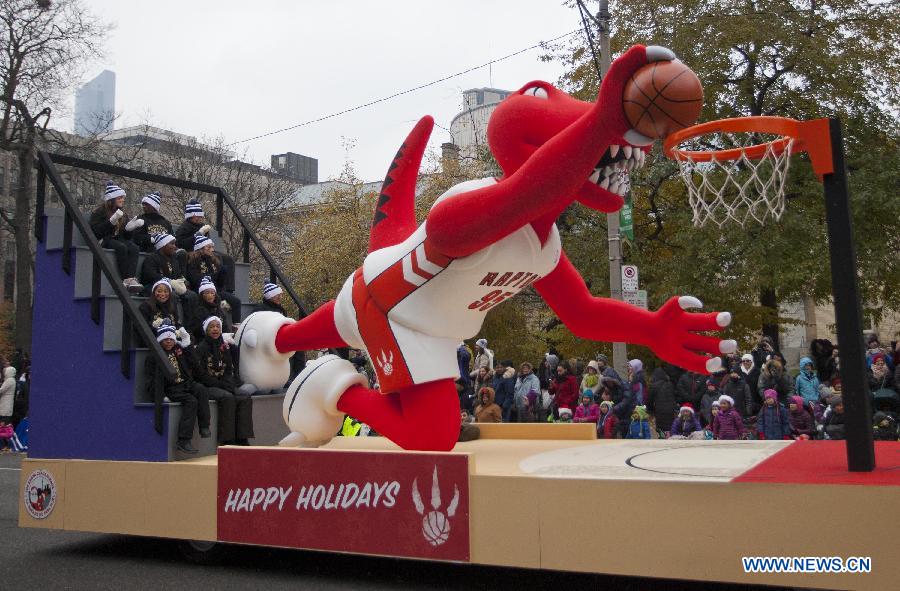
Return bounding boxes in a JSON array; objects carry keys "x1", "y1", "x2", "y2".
[
  {"x1": 469, "y1": 338, "x2": 494, "y2": 379},
  {"x1": 187, "y1": 234, "x2": 242, "y2": 323},
  {"x1": 144, "y1": 322, "x2": 209, "y2": 455},
  {"x1": 193, "y1": 316, "x2": 255, "y2": 446},
  {"x1": 131, "y1": 191, "x2": 174, "y2": 253},
  {"x1": 88, "y1": 181, "x2": 143, "y2": 293}
]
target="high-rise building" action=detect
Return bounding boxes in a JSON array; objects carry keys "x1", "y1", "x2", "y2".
[
  {"x1": 271, "y1": 152, "x2": 318, "y2": 185},
  {"x1": 74, "y1": 70, "x2": 116, "y2": 136},
  {"x1": 449, "y1": 87, "x2": 511, "y2": 159}
]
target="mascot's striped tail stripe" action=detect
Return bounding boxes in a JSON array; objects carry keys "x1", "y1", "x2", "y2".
[{"x1": 368, "y1": 116, "x2": 434, "y2": 253}]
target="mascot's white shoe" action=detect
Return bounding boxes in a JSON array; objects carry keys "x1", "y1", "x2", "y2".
[
  {"x1": 280, "y1": 354, "x2": 368, "y2": 448},
  {"x1": 235, "y1": 311, "x2": 295, "y2": 390}
]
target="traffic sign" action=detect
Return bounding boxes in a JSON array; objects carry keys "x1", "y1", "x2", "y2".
[
  {"x1": 619, "y1": 195, "x2": 634, "y2": 242},
  {"x1": 621, "y1": 265, "x2": 639, "y2": 291},
  {"x1": 623, "y1": 289, "x2": 648, "y2": 310}
]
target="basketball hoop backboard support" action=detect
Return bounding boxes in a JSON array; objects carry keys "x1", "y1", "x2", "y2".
[
  {"x1": 667, "y1": 117, "x2": 875, "y2": 472},
  {"x1": 821, "y1": 118, "x2": 875, "y2": 472}
]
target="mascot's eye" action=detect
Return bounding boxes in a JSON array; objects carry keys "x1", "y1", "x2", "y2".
[{"x1": 524, "y1": 86, "x2": 549, "y2": 99}]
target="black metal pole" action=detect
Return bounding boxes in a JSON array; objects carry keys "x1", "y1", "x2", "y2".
[
  {"x1": 216, "y1": 192, "x2": 224, "y2": 235},
  {"x1": 821, "y1": 118, "x2": 874, "y2": 472},
  {"x1": 34, "y1": 166, "x2": 46, "y2": 242}
]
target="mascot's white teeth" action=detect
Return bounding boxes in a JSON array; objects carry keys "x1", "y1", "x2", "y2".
[{"x1": 589, "y1": 144, "x2": 644, "y2": 192}]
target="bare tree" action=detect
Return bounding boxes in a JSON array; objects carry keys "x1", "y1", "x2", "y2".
[{"x1": 0, "y1": 0, "x2": 105, "y2": 351}]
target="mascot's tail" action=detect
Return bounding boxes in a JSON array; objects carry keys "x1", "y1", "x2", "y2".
[{"x1": 368, "y1": 115, "x2": 433, "y2": 253}]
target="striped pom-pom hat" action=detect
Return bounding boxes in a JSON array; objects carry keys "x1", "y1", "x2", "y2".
[
  {"x1": 141, "y1": 191, "x2": 162, "y2": 211},
  {"x1": 155, "y1": 323, "x2": 177, "y2": 343},
  {"x1": 198, "y1": 275, "x2": 216, "y2": 294},
  {"x1": 202, "y1": 315, "x2": 222, "y2": 334},
  {"x1": 104, "y1": 181, "x2": 126, "y2": 201},
  {"x1": 151, "y1": 277, "x2": 172, "y2": 294},
  {"x1": 151, "y1": 233, "x2": 176, "y2": 250},
  {"x1": 184, "y1": 199, "x2": 204, "y2": 219},
  {"x1": 193, "y1": 233, "x2": 214, "y2": 251},
  {"x1": 262, "y1": 282, "x2": 283, "y2": 300}
]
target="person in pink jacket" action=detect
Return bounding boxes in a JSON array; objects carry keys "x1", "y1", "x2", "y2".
[
  {"x1": 573, "y1": 390, "x2": 600, "y2": 424},
  {"x1": 0, "y1": 420, "x2": 14, "y2": 452}
]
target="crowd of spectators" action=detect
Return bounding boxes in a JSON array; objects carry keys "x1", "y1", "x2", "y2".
[{"x1": 445, "y1": 333, "x2": 900, "y2": 442}]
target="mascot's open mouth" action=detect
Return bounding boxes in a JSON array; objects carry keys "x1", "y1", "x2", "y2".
[{"x1": 586, "y1": 143, "x2": 646, "y2": 197}]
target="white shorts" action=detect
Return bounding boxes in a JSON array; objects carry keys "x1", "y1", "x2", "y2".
[{"x1": 333, "y1": 269, "x2": 459, "y2": 393}]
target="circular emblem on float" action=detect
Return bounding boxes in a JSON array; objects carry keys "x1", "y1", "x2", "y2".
[{"x1": 23, "y1": 469, "x2": 57, "y2": 519}]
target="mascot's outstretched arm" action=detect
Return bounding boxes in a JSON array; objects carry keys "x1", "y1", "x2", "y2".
[{"x1": 535, "y1": 252, "x2": 734, "y2": 374}]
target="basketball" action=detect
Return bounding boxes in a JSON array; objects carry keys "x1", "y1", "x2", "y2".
[
  {"x1": 623, "y1": 60, "x2": 703, "y2": 140},
  {"x1": 422, "y1": 511, "x2": 450, "y2": 546}
]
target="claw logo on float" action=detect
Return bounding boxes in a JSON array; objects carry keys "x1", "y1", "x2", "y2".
[
  {"x1": 23, "y1": 469, "x2": 57, "y2": 519},
  {"x1": 377, "y1": 350, "x2": 394, "y2": 376},
  {"x1": 411, "y1": 466, "x2": 460, "y2": 546}
]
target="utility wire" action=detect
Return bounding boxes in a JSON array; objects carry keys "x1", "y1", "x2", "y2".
[{"x1": 227, "y1": 29, "x2": 581, "y2": 146}]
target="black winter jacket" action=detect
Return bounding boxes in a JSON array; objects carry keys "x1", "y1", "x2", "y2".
[
  {"x1": 189, "y1": 297, "x2": 233, "y2": 341},
  {"x1": 648, "y1": 368, "x2": 677, "y2": 431},
  {"x1": 187, "y1": 253, "x2": 226, "y2": 292},
  {"x1": 140, "y1": 251, "x2": 186, "y2": 288},
  {"x1": 261, "y1": 299, "x2": 288, "y2": 316},
  {"x1": 176, "y1": 219, "x2": 204, "y2": 251},
  {"x1": 89, "y1": 205, "x2": 132, "y2": 242},
  {"x1": 193, "y1": 336, "x2": 239, "y2": 392},
  {"x1": 145, "y1": 346, "x2": 198, "y2": 433},
  {"x1": 676, "y1": 372, "x2": 706, "y2": 409},
  {"x1": 132, "y1": 211, "x2": 173, "y2": 252}
]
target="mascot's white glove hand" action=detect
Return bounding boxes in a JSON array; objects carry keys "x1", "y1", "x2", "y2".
[
  {"x1": 199, "y1": 224, "x2": 212, "y2": 235},
  {"x1": 222, "y1": 332, "x2": 236, "y2": 346},
  {"x1": 170, "y1": 278, "x2": 187, "y2": 295},
  {"x1": 124, "y1": 217, "x2": 144, "y2": 231},
  {"x1": 236, "y1": 311, "x2": 295, "y2": 389},
  {"x1": 176, "y1": 327, "x2": 191, "y2": 348},
  {"x1": 109, "y1": 209, "x2": 124, "y2": 224}
]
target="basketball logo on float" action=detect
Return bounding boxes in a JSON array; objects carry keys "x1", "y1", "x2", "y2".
[
  {"x1": 411, "y1": 466, "x2": 460, "y2": 546},
  {"x1": 23, "y1": 469, "x2": 57, "y2": 519}
]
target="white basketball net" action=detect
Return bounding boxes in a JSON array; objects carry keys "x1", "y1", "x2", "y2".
[{"x1": 673, "y1": 134, "x2": 794, "y2": 228}]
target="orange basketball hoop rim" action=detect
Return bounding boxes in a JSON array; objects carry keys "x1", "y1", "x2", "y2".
[{"x1": 663, "y1": 116, "x2": 834, "y2": 181}]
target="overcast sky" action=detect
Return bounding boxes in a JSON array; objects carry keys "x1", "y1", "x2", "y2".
[{"x1": 59, "y1": 1, "x2": 584, "y2": 182}]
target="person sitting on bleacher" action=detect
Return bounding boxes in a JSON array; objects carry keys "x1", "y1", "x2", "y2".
[
  {"x1": 189, "y1": 276, "x2": 233, "y2": 341},
  {"x1": 193, "y1": 316, "x2": 254, "y2": 446},
  {"x1": 176, "y1": 199, "x2": 238, "y2": 296},
  {"x1": 139, "y1": 233, "x2": 196, "y2": 304},
  {"x1": 89, "y1": 181, "x2": 144, "y2": 293},
  {"x1": 145, "y1": 323, "x2": 209, "y2": 455},
  {"x1": 131, "y1": 191, "x2": 173, "y2": 253},
  {"x1": 175, "y1": 199, "x2": 213, "y2": 251},
  {"x1": 187, "y1": 234, "x2": 241, "y2": 322},
  {"x1": 139, "y1": 278, "x2": 182, "y2": 329},
  {"x1": 260, "y1": 282, "x2": 287, "y2": 315}
]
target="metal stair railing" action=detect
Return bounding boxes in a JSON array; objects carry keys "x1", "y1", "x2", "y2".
[
  {"x1": 34, "y1": 151, "x2": 176, "y2": 381},
  {"x1": 42, "y1": 153, "x2": 310, "y2": 318}
]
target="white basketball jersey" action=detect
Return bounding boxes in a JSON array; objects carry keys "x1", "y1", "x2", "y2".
[{"x1": 360, "y1": 177, "x2": 562, "y2": 340}]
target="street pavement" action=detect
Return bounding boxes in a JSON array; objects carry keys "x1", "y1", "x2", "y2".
[{"x1": 1, "y1": 452, "x2": 787, "y2": 590}]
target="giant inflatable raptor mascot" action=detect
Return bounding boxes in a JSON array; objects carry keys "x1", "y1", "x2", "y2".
[{"x1": 236, "y1": 45, "x2": 735, "y2": 451}]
